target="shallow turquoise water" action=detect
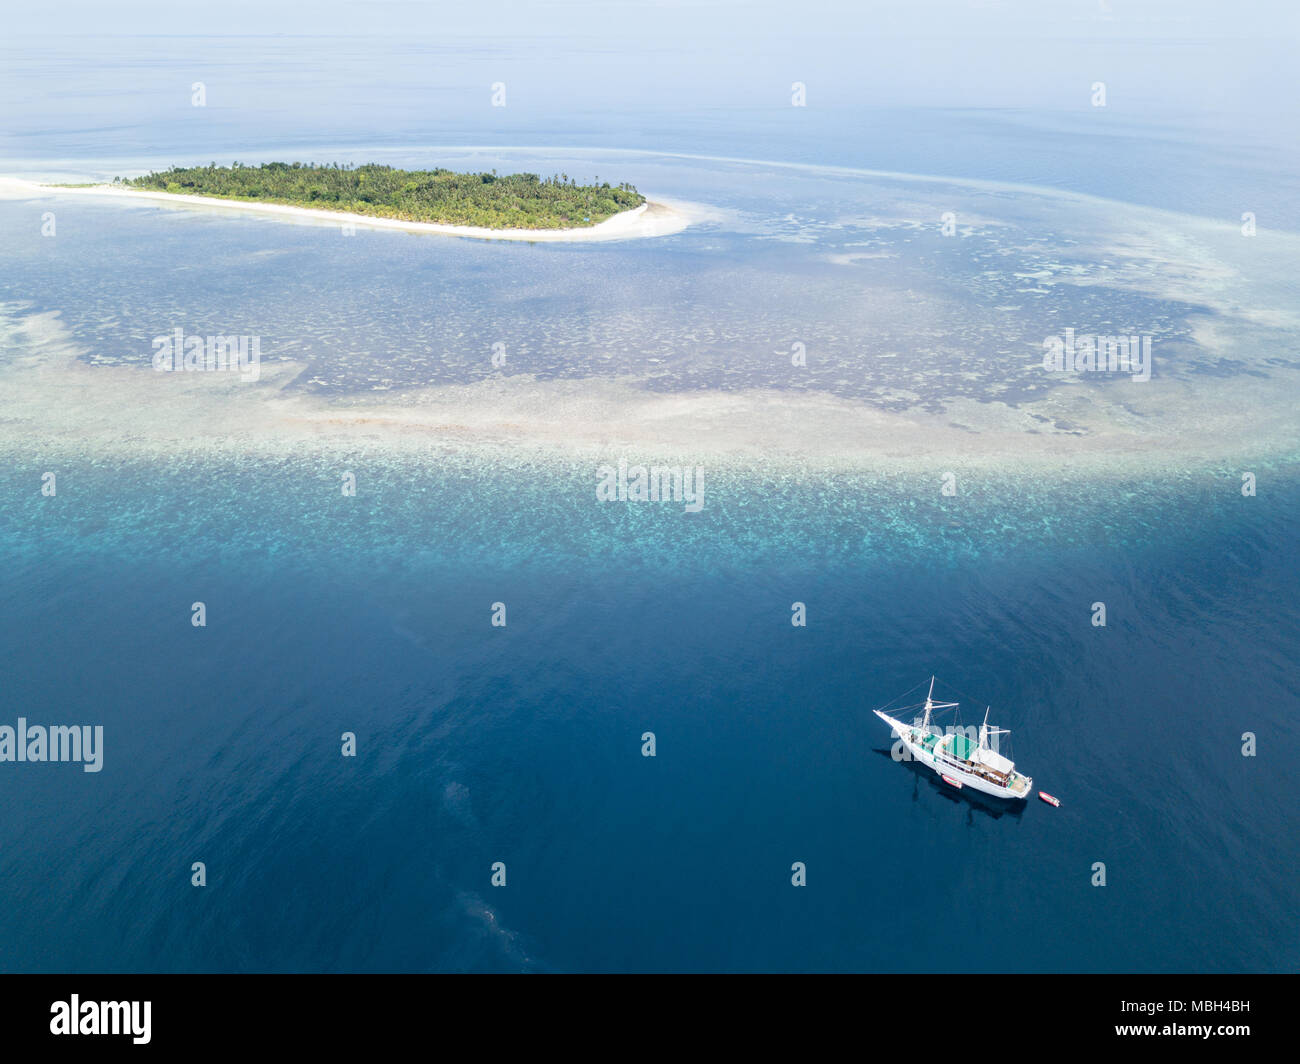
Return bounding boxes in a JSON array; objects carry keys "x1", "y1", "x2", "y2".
[
  {"x1": 1, "y1": 453, "x2": 1297, "y2": 971},
  {"x1": 2, "y1": 16, "x2": 1298, "y2": 972}
]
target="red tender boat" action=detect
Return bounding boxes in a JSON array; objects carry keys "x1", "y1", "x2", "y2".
[{"x1": 1039, "y1": 792, "x2": 1061, "y2": 807}]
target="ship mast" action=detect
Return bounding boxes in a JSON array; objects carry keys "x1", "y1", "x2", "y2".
[
  {"x1": 922, "y1": 676, "x2": 935, "y2": 730},
  {"x1": 979, "y1": 706, "x2": 1009, "y2": 752}
]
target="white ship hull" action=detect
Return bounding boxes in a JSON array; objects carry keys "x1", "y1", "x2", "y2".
[{"x1": 875, "y1": 709, "x2": 1032, "y2": 800}]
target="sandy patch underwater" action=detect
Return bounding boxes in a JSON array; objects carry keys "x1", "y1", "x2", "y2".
[{"x1": 1, "y1": 300, "x2": 1297, "y2": 478}]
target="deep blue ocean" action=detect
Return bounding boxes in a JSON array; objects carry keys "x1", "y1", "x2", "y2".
[
  {"x1": 1, "y1": 458, "x2": 1298, "y2": 972},
  {"x1": 1, "y1": 21, "x2": 1298, "y2": 972}
]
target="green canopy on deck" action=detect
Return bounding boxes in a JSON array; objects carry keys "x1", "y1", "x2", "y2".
[{"x1": 951, "y1": 734, "x2": 977, "y2": 761}]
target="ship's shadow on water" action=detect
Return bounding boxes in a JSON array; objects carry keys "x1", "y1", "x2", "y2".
[{"x1": 869, "y1": 748, "x2": 1026, "y2": 821}]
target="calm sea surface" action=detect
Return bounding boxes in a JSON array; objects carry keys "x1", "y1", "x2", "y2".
[{"x1": 1, "y1": 29, "x2": 1297, "y2": 972}]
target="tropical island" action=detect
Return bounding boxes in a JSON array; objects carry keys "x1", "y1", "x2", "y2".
[{"x1": 116, "y1": 162, "x2": 646, "y2": 230}]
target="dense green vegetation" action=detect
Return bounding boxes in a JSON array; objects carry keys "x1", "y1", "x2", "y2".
[{"x1": 118, "y1": 162, "x2": 645, "y2": 229}]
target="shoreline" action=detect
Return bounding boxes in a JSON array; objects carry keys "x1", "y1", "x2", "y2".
[{"x1": 0, "y1": 176, "x2": 691, "y2": 242}]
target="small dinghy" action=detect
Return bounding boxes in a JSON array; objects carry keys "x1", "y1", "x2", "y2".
[
  {"x1": 1039, "y1": 792, "x2": 1060, "y2": 807},
  {"x1": 941, "y1": 774, "x2": 963, "y2": 789}
]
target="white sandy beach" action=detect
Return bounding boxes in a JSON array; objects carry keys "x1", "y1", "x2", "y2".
[
  {"x1": 0, "y1": 176, "x2": 691, "y2": 242},
  {"x1": 2, "y1": 159, "x2": 1297, "y2": 475}
]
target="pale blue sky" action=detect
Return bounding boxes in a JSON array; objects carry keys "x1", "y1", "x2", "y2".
[{"x1": 7, "y1": 0, "x2": 1298, "y2": 121}]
